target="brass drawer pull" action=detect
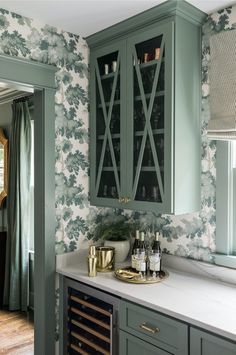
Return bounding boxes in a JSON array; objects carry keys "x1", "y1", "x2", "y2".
[{"x1": 140, "y1": 322, "x2": 160, "y2": 334}]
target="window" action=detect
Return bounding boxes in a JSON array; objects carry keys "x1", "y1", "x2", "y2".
[{"x1": 214, "y1": 141, "x2": 236, "y2": 268}]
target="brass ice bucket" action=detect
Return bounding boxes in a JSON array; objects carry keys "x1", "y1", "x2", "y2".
[{"x1": 96, "y1": 246, "x2": 115, "y2": 272}]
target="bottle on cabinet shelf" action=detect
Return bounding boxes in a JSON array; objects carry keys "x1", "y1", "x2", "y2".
[
  {"x1": 139, "y1": 47, "x2": 161, "y2": 65},
  {"x1": 155, "y1": 48, "x2": 161, "y2": 60},
  {"x1": 134, "y1": 138, "x2": 140, "y2": 163},
  {"x1": 152, "y1": 186, "x2": 159, "y2": 202},
  {"x1": 105, "y1": 145, "x2": 112, "y2": 166},
  {"x1": 104, "y1": 64, "x2": 109, "y2": 75},
  {"x1": 112, "y1": 60, "x2": 117, "y2": 72},
  {"x1": 103, "y1": 60, "x2": 117, "y2": 76},
  {"x1": 103, "y1": 184, "x2": 108, "y2": 197},
  {"x1": 141, "y1": 185, "x2": 146, "y2": 199},
  {"x1": 143, "y1": 52, "x2": 149, "y2": 63}
]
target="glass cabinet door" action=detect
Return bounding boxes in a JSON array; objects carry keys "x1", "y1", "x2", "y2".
[
  {"x1": 90, "y1": 43, "x2": 125, "y2": 206},
  {"x1": 126, "y1": 23, "x2": 173, "y2": 210}
]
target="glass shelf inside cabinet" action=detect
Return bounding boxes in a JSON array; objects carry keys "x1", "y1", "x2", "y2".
[
  {"x1": 132, "y1": 35, "x2": 165, "y2": 203},
  {"x1": 95, "y1": 50, "x2": 121, "y2": 199}
]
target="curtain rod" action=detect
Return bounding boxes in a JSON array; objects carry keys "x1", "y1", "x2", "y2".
[
  {"x1": 0, "y1": 92, "x2": 33, "y2": 106},
  {"x1": 13, "y1": 94, "x2": 34, "y2": 104}
]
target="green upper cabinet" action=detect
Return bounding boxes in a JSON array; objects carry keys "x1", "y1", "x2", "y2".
[{"x1": 87, "y1": 0, "x2": 206, "y2": 214}]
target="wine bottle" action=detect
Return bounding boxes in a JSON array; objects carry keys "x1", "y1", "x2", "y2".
[
  {"x1": 152, "y1": 232, "x2": 161, "y2": 253},
  {"x1": 131, "y1": 230, "x2": 140, "y2": 270},
  {"x1": 139, "y1": 232, "x2": 146, "y2": 278},
  {"x1": 132, "y1": 230, "x2": 140, "y2": 254},
  {"x1": 140, "y1": 232, "x2": 145, "y2": 251},
  {"x1": 150, "y1": 232, "x2": 162, "y2": 276}
]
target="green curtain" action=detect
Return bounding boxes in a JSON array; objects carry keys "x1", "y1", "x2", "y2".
[{"x1": 4, "y1": 99, "x2": 32, "y2": 311}]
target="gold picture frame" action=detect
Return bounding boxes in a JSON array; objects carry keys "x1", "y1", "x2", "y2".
[{"x1": 0, "y1": 128, "x2": 8, "y2": 207}]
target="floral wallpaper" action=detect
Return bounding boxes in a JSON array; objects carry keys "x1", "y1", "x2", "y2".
[
  {"x1": 0, "y1": 7, "x2": 90, "y2": 255},
  {"x1": 0, "y1": 4, "x2": 235, "y2": 268}
]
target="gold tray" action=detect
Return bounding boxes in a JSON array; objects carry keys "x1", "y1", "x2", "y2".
[{"x1": 114, "y1": 266, "x2": 169, "y2": 284}]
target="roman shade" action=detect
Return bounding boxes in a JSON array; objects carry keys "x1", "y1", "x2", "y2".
[{"x1": 208, "y1": 30, "x2": 236, "y2": 140}]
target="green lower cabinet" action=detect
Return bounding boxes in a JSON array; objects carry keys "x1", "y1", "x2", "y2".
[
  {"x1": 190, "y1": 328, "x2": 236, "y2": 355},
  {"x1": 119, "y1": 330, "x2": 173, "y2": 355},
  {"x1": 120, "y1": 300, "x2": 188, "y2": 355}
]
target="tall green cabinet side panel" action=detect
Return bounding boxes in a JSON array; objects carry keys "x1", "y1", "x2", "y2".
[
  {"x1": 173, "y1": 16, "x2": 201, "y2": 214},
  {"x1": 125, "y1": 21, "x2": 174, "y2": 214},
  {"x1": 89, "y1": 40, "x2": 127, "y2": 208},
  {"x1": 190, "y1": 328, "x2": 236, "y2": 355},
  {"x1": 119, "y1": 330, "x2": 172, "y2": 355}
]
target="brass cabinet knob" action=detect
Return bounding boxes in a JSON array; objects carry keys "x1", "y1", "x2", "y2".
[
  {"x1": 124, "y1": 197, "x2": 131, "y2": 204},
  {"x1": 119, "y1": 197, "x2": 125, "y2": 203}
]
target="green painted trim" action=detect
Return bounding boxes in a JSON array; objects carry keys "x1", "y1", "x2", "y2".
[
  {"x1": 34, "y1": 89, "x2": 55, "y2": 355},
  {"x1": 214, "y1": 141, "x2": 236, "y2": 268},
  {"x1": 212, "y1": 254, "x2": 236, "y2": 269},
  {"x1": 0, "y1": 55, "x2": 56, "y2": 355},
  {"x1": 233, "y1": 168, "x2": 236, "y2": 254},
  {"x1": 215, "y1": 141, "x2": 232, "y2": 255},
  {"x1": 86, "y1": 0, "x2": 206, "y2": 48},
  {"x1": 0, "y1": 54, "x2": 56, "y2": 89}
]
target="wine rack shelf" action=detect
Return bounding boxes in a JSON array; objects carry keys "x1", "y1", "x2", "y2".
[{"x1": 63, "y1": 278, "x2": 120, "y2": 355}]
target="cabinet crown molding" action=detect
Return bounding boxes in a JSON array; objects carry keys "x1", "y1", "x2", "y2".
[{"x1": 86, "y1": 0, "x2": 206, "y2": 49}]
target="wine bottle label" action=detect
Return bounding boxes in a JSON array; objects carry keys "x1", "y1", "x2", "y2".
[
  {"x1": 131, "y1": 255, "x2": 136, "y2": 269},
  {"x1": 136, "y1": 259, "x2": 141, "y2": 271},
  {"x1": 140, "y1": 261, "x2": 146, "y2": 272},
  {"x1": 149, "y1": 254, "x2": 161, "y2": 272},
  {"x1": 150, "y1": 260, "x2": 160, "y2": 271}
]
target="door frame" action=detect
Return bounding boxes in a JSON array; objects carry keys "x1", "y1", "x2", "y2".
[{"x1": 0, "y1": 54, "x2": 56, "y2": 355}]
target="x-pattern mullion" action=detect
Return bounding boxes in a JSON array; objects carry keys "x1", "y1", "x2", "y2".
[
  {"x1": 132, "y1": 38, "x2": 165, "y2": 201},
  {"x1": 95, "y1": 53, "x2": 121, "y2": 196}
]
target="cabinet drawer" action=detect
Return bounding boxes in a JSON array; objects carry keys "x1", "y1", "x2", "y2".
[
  {"x1": 119, "y1": 330, "x2": 172, "y2": 355},
  {"x1": 120, "y1": 300, "x2": 188, "y2": 355}
]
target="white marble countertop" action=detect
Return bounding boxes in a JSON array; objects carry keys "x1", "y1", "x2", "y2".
[{"x1": 56, "y1": 250, "x2": 236, "y2": 342}]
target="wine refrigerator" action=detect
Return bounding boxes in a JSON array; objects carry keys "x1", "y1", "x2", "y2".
[{"x1": 61, "y1": 277, "x2": 120, "y2": 355}]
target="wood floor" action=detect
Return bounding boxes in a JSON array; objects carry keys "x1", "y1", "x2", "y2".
[{"x1": 0, "y1": 310, "x2": 34, "y2": 354}]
